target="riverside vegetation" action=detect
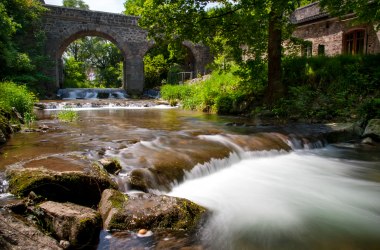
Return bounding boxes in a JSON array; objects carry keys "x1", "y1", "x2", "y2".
[{"x1": 161, "y1": 54, "x2": 380, "y2": 124}]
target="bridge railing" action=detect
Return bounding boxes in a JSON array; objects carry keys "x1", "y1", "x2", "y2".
[{"x1": 167, "y1": 72, "x2": 194, "y2": 84}]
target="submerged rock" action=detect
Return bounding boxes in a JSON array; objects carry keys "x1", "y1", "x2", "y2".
[
  {"x1": 99, "y1": 189, "x2": 207, "y2": 231},
  {"x1": 34, "y1": 201, "x2": 101, "y2": 248},
  {"x1": 0, "y1": 210, "x2": 61, "y2": 250},
  {"x1": 5, "y1": 166, "x2": 117, "y2": 207},
  {"x1": 363, "y1": 119, "x2": 380, "y2": 142}
]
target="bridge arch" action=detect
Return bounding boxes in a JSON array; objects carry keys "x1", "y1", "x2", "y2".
[
  {"x1": 56, "y1": 29, "x2": 127, "y2": 89},
  {"x1": 41, "y1": 4, "x2": 212, "y2": 95}
]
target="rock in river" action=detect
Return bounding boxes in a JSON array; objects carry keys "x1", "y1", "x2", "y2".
[
  {"x1": 0, "y1": 210, "x2": 61, "y2": 250},
  {"x1": 5, "y1": 165, "x2": 117, "y2": 207},
  {"x1": 33, "y1": 201, "x2": 102, "y2": 248},
  {"x1": 363, "y1": 119, "x2": 380, "y2": 141},
  {"x1": 99, "y1": 189, "x2": 207, "y2": 231}
]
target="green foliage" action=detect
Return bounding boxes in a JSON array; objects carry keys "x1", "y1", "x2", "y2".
[
  {"x1": 143, "y1": 43, "x2": 193, "y2": 88},
  {"x1": 124, "y1": 0, "x2": 145, "y2": 15},
  {"x1": 63, "y1": 37, "x2": 123, "y2": 88},
  {"x1": 320, "y1": 0, "x2": 380, "y2": 30},
  {"x1": 55, "y1": 108, "x2": 79, "y2": 122},
  {"x1": 63, "y1": 57, "x2": 90, "y2": 88},
  {"x1": 139, "y1": 0, "x2": 313, "y2": 101},
  {"x1": 359, "y1": 98, "x2": 380, "y2": 122},
  {"x1": 144, "y1": 54, "x2": 168, "y2": 88},
  {"x1": 24, "y1": 112, "x2": 36, "y2": 128},
  {"x1": 0, "y1": 81, "x2": 38, "y2": 116},
  {"x1": 63, "y1": 0, "x2": 89, "y2": 9},
  {"x1": 161, "y1": 65, "x2": 254, "y2": 114},
  {"x1": 275, "y1": 54, "x2": 380, "y2": 121},
  {"x1": 0, "y1": 0, "x2": 49, "y2": 95}
]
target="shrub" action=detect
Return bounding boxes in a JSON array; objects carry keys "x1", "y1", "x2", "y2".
[
  {"x1": 0, "y1": 81, "x2": 38, "y2": 116},
  {"x1": 279, "y1": 54, "x2": 380, "y2": 121},
  {"x1": 160, "y1": 65, "x2": 254, "y2": 114}
]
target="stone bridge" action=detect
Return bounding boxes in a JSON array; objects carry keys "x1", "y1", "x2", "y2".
[{"x1": 41, "y1": 4, "x2": 212, "y2": 95}]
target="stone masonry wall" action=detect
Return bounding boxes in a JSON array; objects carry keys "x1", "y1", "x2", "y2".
[{"x1": 293, "y1": 18, "x2": 380, "y2": 56}]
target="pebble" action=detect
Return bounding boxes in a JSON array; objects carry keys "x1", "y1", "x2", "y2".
[{"x1": 137, "y1": 229, "x2": 153, "y2": 237}]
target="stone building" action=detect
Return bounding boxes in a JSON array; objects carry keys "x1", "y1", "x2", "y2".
[{"x1": 291, "y1": 2, "x2": 380, "y2": 56}]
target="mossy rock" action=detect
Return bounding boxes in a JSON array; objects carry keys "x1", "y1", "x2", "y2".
[
  {"x1": 363, "y1": 119, "x2": 380, "y2": 141},
  {"x1": 36, "y1": 201, "x2": 101, "y2": 248},
  {"x1": 99, "y1": 189, "x2": 207, "y2": 231},
  {"x1": 6, "y1": 167, "x2": 118, "y2": 207},
  {"x1": 98, "y1": 158, "x2": 122, "y2": 175},
  {"x1": 0, "y1": 210, "x2": 61, "y2": 249}
]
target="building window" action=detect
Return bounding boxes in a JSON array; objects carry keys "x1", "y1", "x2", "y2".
[
  {"x1": 344, "y1": 30, "x2": 365, "y2": 55},
  {"x1": 302, "y1": 43, "x2": 312, "y2": 57},
  {"x1": 318, "y1": 44, "x2": 325, "y2": 55}
]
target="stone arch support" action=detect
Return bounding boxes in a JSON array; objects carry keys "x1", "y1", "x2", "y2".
[{"x1": 182, "y1": 41, "x2": 213, "y2": 76}]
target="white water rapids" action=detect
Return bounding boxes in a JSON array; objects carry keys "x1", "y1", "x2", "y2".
[{"x1": 169, "y1": 150, "x2": 380, "y2": 250}]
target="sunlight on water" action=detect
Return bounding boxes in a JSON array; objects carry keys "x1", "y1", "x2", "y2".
[{"x1": 169, "y1": 151, "x2": 380, "y2": 250}]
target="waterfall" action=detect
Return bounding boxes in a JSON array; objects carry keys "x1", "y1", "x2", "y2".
[{"x1": 168, "y1": 149, "x2": 380, "y2": 249}]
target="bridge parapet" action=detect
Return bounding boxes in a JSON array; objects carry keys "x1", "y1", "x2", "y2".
[{"x1": 44, "y1": 5, "x2": 139, "y2": 26}]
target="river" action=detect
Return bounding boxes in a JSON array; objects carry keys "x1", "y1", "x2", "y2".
[{"x1": 1, "y1": 103, "x2": 379, "y2": 249}]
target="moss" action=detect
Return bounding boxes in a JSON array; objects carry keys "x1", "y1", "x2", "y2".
[
  {"x1": 99, "y1": 158, "x2": 122, "y2": 175},
  {"x1": 109, "y1": 191, "x2": 127, "y2": 209},
  {"x1": 74, "y1": 215, "x2": 102, "y2": 247},
  {"x1": 171, "y1": 199, "x2": 206, "y2": 230},
  {"x1": 6, "y1": 168, "x2": 118, "y2": 207}
]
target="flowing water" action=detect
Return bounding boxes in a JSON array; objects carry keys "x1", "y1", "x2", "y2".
[{"x1": 1, "y1": 102, "x2": 379, "y2": 249}]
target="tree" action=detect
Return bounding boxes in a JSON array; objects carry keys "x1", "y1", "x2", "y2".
[
  {"x1": 63, "y1": 37, "x2": 123, "y2": 88},
  {"x1": 0, "y1": 0, "x2": 47, "y2": 89},
  {"x1": 319, "y1": 0, "x2": 380, "y2": 29},
  {"x1": 124, "y1": 0, "x2": 145, "y2": 15},
  {"x1": 140, "y1": 0, "x2": 315, "y2": 104},
  {"x1": 62, "y1": 0, "x2": 89, "y2": 9}
]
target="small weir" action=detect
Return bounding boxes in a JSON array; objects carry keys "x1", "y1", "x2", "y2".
[{"x1": 57, "y1": 88, "x2": 127, "y2": 99}]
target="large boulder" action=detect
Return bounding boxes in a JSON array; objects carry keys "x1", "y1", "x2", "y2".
[
  {"x1": 363, "y1": 119, "x2": 380, "y2": 141},
  {"x1": 0, "y1": 210, "x2": 61, "y2": 250},
  {"x1": 99, "y1": 189, "x2": 207, "y2": 231},
  {"x1": 6, "y1": 166, "x2": 117, "y2": 207},
  {"x1": 34, "y1": 201, "x2": 101, "y2": 248}
]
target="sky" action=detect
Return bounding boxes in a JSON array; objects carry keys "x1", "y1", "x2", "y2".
[{"x1": 44, "y1": 0, "x2": 125, "y2": 14}]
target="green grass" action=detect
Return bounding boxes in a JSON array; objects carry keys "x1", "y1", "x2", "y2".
[
  {"x1": 0, "y1": 81, "x2": 38, "y2": 116},
  {"x1": 160, "y1": 65, "x2": 249, "y2": 114},
  {"x1": 55, "y1": 108, "x2": 79, "y2": 122}
]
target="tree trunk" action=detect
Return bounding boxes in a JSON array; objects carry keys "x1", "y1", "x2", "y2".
[{"x1": 265, "y1": 11, "x2": 284, "y2": 105}]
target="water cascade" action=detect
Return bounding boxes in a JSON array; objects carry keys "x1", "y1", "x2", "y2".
[
  {"x1": 169, "y1": 149, "x2": 380, "y2": 249},
  {"x1": 57, "y1": 88, "x2": 127, "y2": 99}
]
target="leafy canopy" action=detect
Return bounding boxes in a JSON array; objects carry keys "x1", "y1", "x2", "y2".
[
  {"x1": 0, "y1": 0, "x2": 49, "y2": 95},
  {"x1": 62, "y1": 0, "x2": 89, "y2": 9},
  {"x1": 319, "y1": 0, "x2": 380, "y2": 29}
]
